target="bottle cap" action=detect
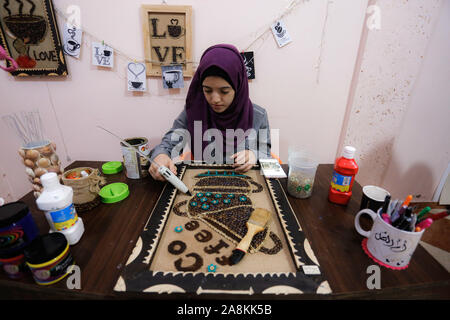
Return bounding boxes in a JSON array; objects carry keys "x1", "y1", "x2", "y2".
[
  {"x1": 40, "y1": 172, "x2": 60, "y2": 190},
  {"x1": 342, "y1": 146, "x2": 356, "y2": 159}
]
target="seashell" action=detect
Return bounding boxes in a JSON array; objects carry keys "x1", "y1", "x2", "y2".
[
  {"x1": 33, "y1": 177, "x2": 41, "y2": 184},
  {"x1": 25, "y1": 167, "x2": 35, "y2": 178},
  {"x1": 25, "y1": 149, "x2": 40, "y2": 161},
  {"x1": 33, "y1": 191, "x2": 41, "y2": 198},
  {"x1": 34, "y1": 167, "x2": 47, "y2": 177},
  {"x1": 32, "y1": 184, "x2": 41, "y2": 191},
  {"x1": 18, "y1": 149, "x2": 26, "y2": 158},
  {"x1": 40, "y1": 145, "x2": 53, "y2": 156},
  {"x1": 51, "y1": 142, "x2": 57, "y2": 151},
  {"x1": 37, "y1": 157, "x2": 51, "y2": 168},
  {"x1": 24, "y1": 159, "x2": 35, "y2": 168},
  {"x1": 47, "y1": 165, "x2": 60, "y2": 173},
  {"x1": 50, "y1": 153, "x2": 59, "y2": 165}
]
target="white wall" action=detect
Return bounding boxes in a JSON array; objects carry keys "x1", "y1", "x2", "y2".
[
  {"x1": 341, "y1": 0, "x2": 449, "y2": 201},
  {"x1": 0, "y1": 0, "x2": 367, "y2": 200}
]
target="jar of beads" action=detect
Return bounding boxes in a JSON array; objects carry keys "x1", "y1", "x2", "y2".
[{"x1": 287, "y1": 149, "x2": 318, "y2": 199}]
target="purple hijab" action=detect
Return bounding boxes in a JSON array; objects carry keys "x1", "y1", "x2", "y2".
[{"x1": 186, "y1": 44, "x2": 253, "y2": 157}]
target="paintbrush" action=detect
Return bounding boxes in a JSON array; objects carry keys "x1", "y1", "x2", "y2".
[{"x1": 229, "y1": 208, "x2": 271, "y2": 265}]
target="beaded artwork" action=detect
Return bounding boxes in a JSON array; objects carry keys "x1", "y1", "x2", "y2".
[{"x1": 115, "y1": 164, "x2": 331, "y2": 295}]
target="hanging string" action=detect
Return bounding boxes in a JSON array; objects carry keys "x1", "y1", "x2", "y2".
[
  {"x1": 53, "y1": 6, "x2": 199, "y2": 67},
  {"x1": 242, "y1": 0, "x2": 308, "y2": 52},
  {"x1": 46, "y1": 83, "x2": 72, "y2": 162},
  {"x1": 315, "y1": 0, "x2": 333, "y2": 84},
  {"x1": 54, "y1": 1, "x2": 307, "y2": 67}
]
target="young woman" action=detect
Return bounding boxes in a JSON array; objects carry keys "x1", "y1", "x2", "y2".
[{"x1": 149, "y1": 44, "x2": 272, "y2": 181}]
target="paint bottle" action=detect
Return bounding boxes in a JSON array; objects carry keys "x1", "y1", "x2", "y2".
[
  {"x1": 36, "y1": 172, "x2": 84, "y2": 245},
  {"x1": 328, "y1": 146, "x2": 359, "y2": 205}
]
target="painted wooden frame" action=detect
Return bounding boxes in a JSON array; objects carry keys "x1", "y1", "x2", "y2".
[
  {"x1": 0, "y1": 0, "x2": 68, "y2": 76},
  {"x1": 141, "y1": 5, "x2": 192, "y2": 77}
]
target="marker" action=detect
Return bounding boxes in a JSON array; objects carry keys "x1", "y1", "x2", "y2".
[
  {"x1": 381, "y1": 213, "x2": 391, "y2": 225},
  {"x1": 416, "y1": 206, "x2": 431, "y2": 222},
  {"x1": 97, "y1": 126, "x2": 192, "y2": 196},
  {"x1": 429, "y1": 210, "x2": 450, "y2": 221},
  {"x1": 391, "y1": 195, "x2": 412, "y2": 223},
  {"x1": 416, "y1": 218, "x2": 433, "y2": 230},
  {"x1": 381, "y1": 194, "x2": 391, "y2": 216}
]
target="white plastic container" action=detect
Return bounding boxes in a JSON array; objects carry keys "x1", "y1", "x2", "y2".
[{"x1": 36, "y1": 172, "x2": 84, "y2": 245}]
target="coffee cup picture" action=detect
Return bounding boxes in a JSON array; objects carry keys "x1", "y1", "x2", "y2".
[
  {"x1": 0, "y1": 0, "x2": 68, "y2": 75},
  {"x1": 162, "y1": 68, "x2": 183, "y2": 89},
  {"x1": 167, "y1": 19, "x2": 185, "y2": 39},
  {"x1": 127, "y1": 62, "x2": 146, "y2": 92},
  {"x1": 66, "y1": 40, "x2": 80, "y2": 53},
  {"x1": 130, "y1": 81, "x2": 143, "y2": 89}
]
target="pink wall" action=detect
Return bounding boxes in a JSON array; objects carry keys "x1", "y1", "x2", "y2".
[{"x1": 341, "y1": 0, "x2": 449, "y2": 201}]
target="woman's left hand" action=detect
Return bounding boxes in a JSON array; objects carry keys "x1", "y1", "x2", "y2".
[{"x1": 231, "y1": 150, "x2": 256, "y2": 173}]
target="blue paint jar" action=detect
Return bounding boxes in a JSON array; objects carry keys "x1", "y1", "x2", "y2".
[
  {"x1": 0, "y1": 201, "x2": 39, "y2": 279},
  {"x1": 0, "y1": 201, "x2": 39, "y2": 258}
]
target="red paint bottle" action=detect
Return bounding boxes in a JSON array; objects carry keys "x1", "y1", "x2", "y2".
[{"x1": 328, "y1": 146, "x2": 358, "y2": 205}]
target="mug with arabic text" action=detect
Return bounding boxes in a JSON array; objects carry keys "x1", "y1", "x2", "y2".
[{"x1": 354, "y1": 208, "x2": 424, "y2": 270}]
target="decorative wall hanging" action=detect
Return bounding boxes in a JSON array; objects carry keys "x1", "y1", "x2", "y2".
[
  {"x1": 127, "y1": 61, "x2": 147, "y2": 92},
  {"x1": 92, "y1": 41, "x2": 114, "y2": 68},
  {"x1": 241, "y1": 51, "x2": 255, "y2": 80},
  {"x1": 0, "y1": 0, "x2": 68, "y2": 76},
  {"x1": 271, "y1": 20, "x2": 292, "y2": 48},
  {"x1": 141, "y1": 5, "x2": 192, "y2": 77},
  {"x1": 62, "y1": 23, "x2": 82, "y2": 59},
  {"x1": 161, "y1": 64, "x2": 184, "y2": 89}
]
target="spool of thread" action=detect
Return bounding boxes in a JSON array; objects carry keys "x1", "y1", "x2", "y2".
[{"x1": 24, "y1": 233, "x2": 75, "y2": 286}]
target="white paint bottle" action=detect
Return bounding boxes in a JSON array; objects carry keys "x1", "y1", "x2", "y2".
[{"x1": 36, "y1": 172, "x2": 84, "y2": 245}]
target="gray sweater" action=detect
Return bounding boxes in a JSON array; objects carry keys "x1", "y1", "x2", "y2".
[{"x1": 150, "y1": 103, "x2": 272, "y2": 163}]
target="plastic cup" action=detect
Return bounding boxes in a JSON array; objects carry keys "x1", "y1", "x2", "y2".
[{"x1": 287, "y1": 152, "x2": 318, "y2": 199}]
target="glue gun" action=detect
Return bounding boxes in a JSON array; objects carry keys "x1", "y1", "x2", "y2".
[
  {"x1": 97, "y1": 126, "x2": 191, "y2": 196},
  {"x1": 157, "y1": 165, "x2": 191, "y2": 196}
]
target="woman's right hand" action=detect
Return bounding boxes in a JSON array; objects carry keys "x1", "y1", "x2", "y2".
[{"x1": 148, "y1": 154, "x2": 177, "y2": 181}]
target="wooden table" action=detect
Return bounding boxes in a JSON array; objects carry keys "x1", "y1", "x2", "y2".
[{"x1": 1, "y1": 161, "x2": 449, "y2": 299}]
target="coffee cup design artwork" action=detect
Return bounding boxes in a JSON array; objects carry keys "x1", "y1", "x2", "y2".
[
  {"x1": 168, "y1": 19, "x2": 185, "y2": 39},
  {"x1": 163, "y1": 70, "x2": 182, "y2": 88},
  {"x1": 65, "y1": 40, "x2": 80, "y2": 54},
  {"x1": 354, "y1": 208, "x2": 424, "y2": 270},
  {"x1": 127, "y1": 62, "x2": 146, "y2": 91}
]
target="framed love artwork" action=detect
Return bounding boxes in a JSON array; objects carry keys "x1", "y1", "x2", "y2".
[
  {"x1": 0, "y1": 0, "x2": 68, "y2": 76},
  {"x1": 141, "y1": 5, "x2": 192, "y2": 77}
]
